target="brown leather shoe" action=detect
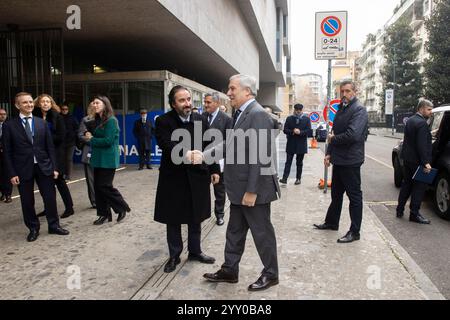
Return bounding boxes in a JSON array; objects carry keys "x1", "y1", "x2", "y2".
[
  {"x1": 248, "y1": 275, "x2": 279, "y2": 291},
  {"x1": 203, "y1": 269, "x2": 238, "y2": 283}
]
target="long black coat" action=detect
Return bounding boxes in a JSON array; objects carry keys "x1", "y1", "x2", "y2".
[
  {"x1": 133, "y1": 118, "x2": 154, "y2": 151},
  {"x1": 154, "y1": 110, "x2": 220, "y2": 224},
  {"x1": 401, "y1": 113, "x2": 432, "y2": 166},
  {"x1": 283, "y1": 114, "x2": 312, "y2": 154}
]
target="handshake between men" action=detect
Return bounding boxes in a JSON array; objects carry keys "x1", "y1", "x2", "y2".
[{"x1": 185, "y1": 150, "x2": 220, "y2": 185}]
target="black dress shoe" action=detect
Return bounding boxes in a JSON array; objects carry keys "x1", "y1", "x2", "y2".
[
  {"x1": 313, "y1": 223, "x2": 339, "y2": 231},
  {"x1": 409, "y1": 213, "x2": 430, "y2": 224},
  {"x1": 294, "y1": 179, "x2": 301, "y2": 185},
  {"x1": 138, "y1": 167, "x2": 144, "y2": 170},
  {"x1": 188, "y1": 252, "x2": 215, "y2": 264},
  {"x1": 36, "y1": 211, "x2": 46, "y2": 218},
  {"x1": 216, "y1": 218, "x2": 224, "y2": 226},
  {"x1": 203, "y1": 269, "x2": 238, "y2": 283},
  {"x1": 248, "y1": 275, "x2": 279, "y2": 291},
  {"x1": 27, "y1": 230, "x2": 39, "y2": 242},
  {"x1": 337, "y1": 231, "x2": 360, "y2": 243},
  {"x1": 4, "y1": 195, "x2": 12, "y2": 203},
  {"x1": 93, "y1": 215, "x2": 112, "y2": 225},
  {"x1": 117, "y1": 211, "x2": 126, "y2": 222},
  {"x1": 61, "y1": 208, "x2": 74, "y2": 219},
  {"x1": 0, "y1": 194, "x2": 5, "y2": 201},
  {"x1": 147, "y1": 165, "x2": 153, "y2": 170},
  {"x1": 396, "y1": 210, "x2": 404, "y2": 218},
  {"x1": 279, "y1": 178, "x2": 287, "y2": 184},
  {"x1": 164, "y1": 257, "x2": 181, "y2": 273},
  {"x1": 48, "y1": 226, "x2": 70, "y2": 236}
]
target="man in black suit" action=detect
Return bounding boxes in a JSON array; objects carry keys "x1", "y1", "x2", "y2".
[
  {"x1": 2, "y1": 92, "x2": 69, "y2": 242},
  {"x1": 280, "y1": 104, "x2": 312, "y2": 185},
  {"x1": 314, "y1": 81, "x2": 368, "y2": 243},
  {"x1": 133, "y1": 108, "x2": 155, "y2": 170},
  {"x1": 0, "y1": 108, "x2": 13, "y2": 203},
  {"x1": 203, "y1": 92, "x2": 232, "y2": 226},
  {"x1": 396, "y1": 99, "x2": 433, "y2": 224}
]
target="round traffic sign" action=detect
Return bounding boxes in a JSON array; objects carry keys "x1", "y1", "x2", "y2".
[
  {"x1": 321, "y1": 16, "x2": 342, "y2": 37},
  {"x1": 323, "y1": 99, "x2": 341, "y2": 126},
  {"x1": 309, "y1": 112, "x2": 320, "y2": 123}
]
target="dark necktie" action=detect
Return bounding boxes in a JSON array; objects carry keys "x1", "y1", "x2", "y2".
[
  {"x1": 0, "y1": 122, "x2": 3, "y2": 139},
  {"x1": 232, "y1": 110, "x2": 242, "y2": 128},
  {"x1": 208, "y1": 113, "x2": 213, "y2": 125},
  {"x1": 24, "y1": 117, "x2": 33, "y2": 143}
]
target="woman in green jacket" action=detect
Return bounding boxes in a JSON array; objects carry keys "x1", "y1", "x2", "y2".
[{"x1": 85, "y1": 95, "x2": 130, "y2": 225}]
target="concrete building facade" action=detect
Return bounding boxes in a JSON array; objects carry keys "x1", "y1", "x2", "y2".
[
  {"x1": 0, "y1": 0, "x2": 291, "y2": 114},
  {"x1": 293, "y1": 73, "x2": 324, "y2": 112},
  {"x1": 331, "y1": 51, "x2": 361, "y2": 99}
]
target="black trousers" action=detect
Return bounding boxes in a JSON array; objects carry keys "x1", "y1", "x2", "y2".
[
  {"x1": 222, "y1": 203, "x2": 278, "y2": 278},
  {"x1": 325, "y1": 165, "x2": 363, "y2": 234},
  {"x1": 166, "y1": 223, "x2": 201, "y2": 258},
  {"x1": 18, "y1": 164, "x2": 59, "y2": 231},
  {"x1": 0, "y1": 158, "x2": 12, "y2": 196},
  {"x1": 213, "y1": 173, "x2": 226, "y2": 219},
  {"x1": 83, "y1": 164, "x2": 96, "y2": 207},
  {"x1": 283, "y1": 153, "x2": 305, "y2": 180},
  {"x1": 93, "y1": 168, "x2": 129, "y2": 217},
  {"x1": 397, "y1": 162, "x2": 427, "y2": 215},
  {"x1": 138, "y1": 145, "x2": 151, "y2": 168},
  {"x1": 55, "y1": 175, "x2": 73, "y2": 210}
]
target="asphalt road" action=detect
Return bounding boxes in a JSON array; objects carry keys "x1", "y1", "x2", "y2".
[{"x1": 291, "y1": 133, "x2": 450, "y2": 299}]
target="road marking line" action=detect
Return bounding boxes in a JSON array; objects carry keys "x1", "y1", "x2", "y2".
[
  {"x1": 11, "y1": 167, "x2": 127, "y2": 200},
  {"x1": 365, "y1": 201, "x2": 398, "y2": 206},
  {"x1": 365, "y1": 154, "x2": 393, "y2": 170}
]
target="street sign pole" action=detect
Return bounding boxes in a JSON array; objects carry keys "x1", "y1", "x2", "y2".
[{"x1": 324, "y1": 59, "x2": 332, "y2": 194}]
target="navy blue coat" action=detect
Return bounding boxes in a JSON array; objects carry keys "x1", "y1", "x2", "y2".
[
  {"x1": 133, "y1": 118, "x2": 154, "y2": 151},
  {"x1": 283, "y1": 114, "x2": 312, "y2": 154},
  {"x1": 401, "y1": 113, "x2": 432, "y2": 166}
]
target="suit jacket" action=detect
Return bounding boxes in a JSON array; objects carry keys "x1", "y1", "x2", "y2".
[
  {"x1": 90, "y1": 117, "x2": 121, "y2": 169},
  {"x1": 283, "y1": 114, "x2": 312, "y2": 154},
  {"x1": 154, "y1": 109, "x2": 220, "y2": 224},
  {"x1": 33, "y1": 108, "x2": 66, "y2": 174},
  {"x1": 133, "y1": 118, "x2": 154, "y2": 150},
  {"x1": 204, "y1": 110, "x2": 233, "y2": 140},
  {"x1": 401, "y1": 113, "x2": 432, "y2": 166},
  {"x1": 223, "y1": 101, "x2": 280, "y2": 205},
  {"x1": 2, "y1": 116, "x2": 57, "y2": 181}
]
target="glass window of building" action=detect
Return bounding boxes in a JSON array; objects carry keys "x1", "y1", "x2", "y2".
[
  {"x1": 87, "y1": 82, "x2": 123, "y2": 115},
  {"x1": 127, "y1": 81, "x2": 164, "y2": 114}
]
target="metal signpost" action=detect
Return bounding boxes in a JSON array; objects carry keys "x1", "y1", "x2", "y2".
[
  {"x1": 315, "y1": 11, "x2": 347, "y2": 193},
  {"x1": 385, "y1": 89, "x2": 395, "y2": 136}
]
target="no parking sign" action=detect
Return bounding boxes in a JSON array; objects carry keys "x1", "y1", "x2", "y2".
[
  {"x1": 315, "y1": 11, "x2": 347, "y2": 60},
  {"x1": 323, "y1": 99, "x2": 341, "y2": 127}
]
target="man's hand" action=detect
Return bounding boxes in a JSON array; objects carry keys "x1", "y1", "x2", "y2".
[
  {"x1": 211, "y1": 174, "x2": 220, "y2": 185},
  {"x1": 324, "y1": 155, "x2": 331, "y2": 168},
  {"x1": 11, "y1": 176, "x2": 20, "y2": 185},
  {"x1": 293, "y1": 128, "x2": 301, "y2": 135},
  {"x1": 424, "y1": 163, "x2": 432, "y2": 174},
  {"x1": 54, "y1": 171, "x2": 59, "y2": 179},
  {"x1": 242, "y1": 192, "x2": 257, "y2": 207},
  {"x1": 327, "y1": 133, "x2": 335, "y2": 144}
]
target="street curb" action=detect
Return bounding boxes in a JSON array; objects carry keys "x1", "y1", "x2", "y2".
[
  {"x1": 382, "y1": 135, "x2": 402, "y2": 140},
  {"x1": 365, "y1": 205, "x2": 445, "y2": 300}
]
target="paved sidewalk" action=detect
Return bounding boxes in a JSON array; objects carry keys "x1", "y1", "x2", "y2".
[
  {"x1": 370, "y1": 127, "x2": 403, "y2": 140},
  {"x1": 0, "y1": 149, "x2": 444, "y2": 300}
]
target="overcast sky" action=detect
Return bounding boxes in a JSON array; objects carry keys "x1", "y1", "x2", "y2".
[{"x1": 291, "y1": 0, "x2": 400, "y2": 80}]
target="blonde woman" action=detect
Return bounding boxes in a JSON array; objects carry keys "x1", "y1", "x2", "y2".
[{"x1": 33, "y1": 94, "x2": 74, "y2": 219}]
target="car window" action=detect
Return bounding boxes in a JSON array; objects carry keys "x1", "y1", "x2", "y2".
[{"x1": 430, "y1": 111, "x2": 444, "y2": 140}]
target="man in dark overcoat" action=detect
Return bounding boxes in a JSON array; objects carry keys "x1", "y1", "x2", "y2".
[
  {"x1": 280, "y1": 104, "x2": 312, "y2": 185},
  {"x1": 133, "y1": 108, "x2": 155, "y2": 170},
  {"x1": 154, "y1": 85, "x2": 220, "y2": 273}
]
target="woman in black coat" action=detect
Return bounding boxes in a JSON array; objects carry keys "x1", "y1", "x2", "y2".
[{"x1": 34, "y1": 94, "x2": 74, "y2": 218}]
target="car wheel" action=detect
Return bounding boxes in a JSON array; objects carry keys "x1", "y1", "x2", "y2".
[
  {"x1": 434, "y1": 172, "x2": 450, "y2": 220},
  {"x1": 393, "y1": 156, "x2": 403, "y2": 188}
]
